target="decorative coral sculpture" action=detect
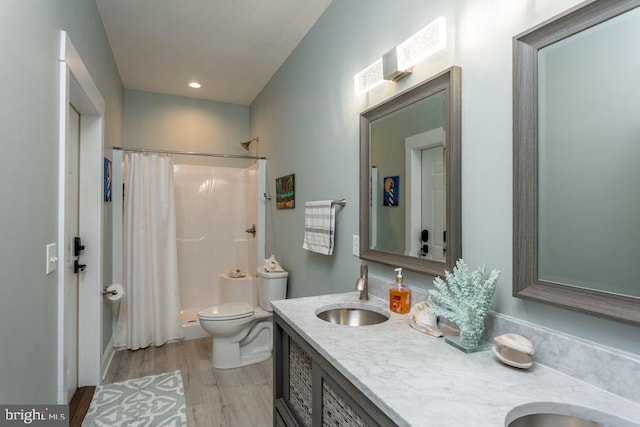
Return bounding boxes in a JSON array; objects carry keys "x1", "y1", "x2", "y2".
[{"x1": 427, "y1": 259, "x2": 500, "y2": 349}]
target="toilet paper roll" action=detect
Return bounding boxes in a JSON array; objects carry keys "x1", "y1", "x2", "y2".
[{"x1": 105, "y1": 283, "x2": 124, "y2": 301}]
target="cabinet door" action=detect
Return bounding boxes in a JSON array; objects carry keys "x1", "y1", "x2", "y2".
[
  {"x1": 274, "y1": 315, "x2": 396, "y2": 427},
  {"x1": 274, "y1": 317, "x2": 309, "y2": 427},
  {"x1": 288, "y1": 338, "x2": 313, "y2": 426},
  {"x1": 318, "y1": 373, "x2": 381, "y2": 426}
]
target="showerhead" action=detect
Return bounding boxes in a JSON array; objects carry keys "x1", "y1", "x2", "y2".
[{"x1": 240, "y1": 137, "x2": 259, "y2": 151}]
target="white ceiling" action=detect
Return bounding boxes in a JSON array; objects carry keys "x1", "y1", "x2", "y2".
[{"x1": 95, "y1": 0, "x2": 332, "y2": 106}]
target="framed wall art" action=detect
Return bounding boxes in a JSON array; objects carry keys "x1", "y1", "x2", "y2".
[
  {"x1": 276, "y1": 174, "x2": 295, "y2": 209},
  {"x1": 383, "y1": 175, "x2": 399, "y2": 206}
]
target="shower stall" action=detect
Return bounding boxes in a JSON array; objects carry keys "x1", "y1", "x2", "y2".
[
  {"x1": 111, "y1": 149, "x2": 266, "y2": 347},
  {"x1": 175, "y1": 161, "x2": 265, "y2": 339}
]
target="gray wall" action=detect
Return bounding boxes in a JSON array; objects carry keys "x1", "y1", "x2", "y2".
[
  {"x1": 251, "y1": 0, "x2": 640, "y2": 354},
  {"x1": 123, "y1": 89, "x2": 251, "y2": 166},
  {"x1": 0, "y1": 0, "x2": 122, "y2": 403}
]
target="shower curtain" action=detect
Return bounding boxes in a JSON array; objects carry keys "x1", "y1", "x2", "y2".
[{"x1": 115, "y1": 152, "x2": 184, "y2": 350}]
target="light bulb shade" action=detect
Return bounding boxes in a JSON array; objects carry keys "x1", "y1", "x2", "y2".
[
  {"x1": 354, "y1": 58, "x2": 384, "y2": 95},
  {"x1": 396, "y1": 17, "x2": 447, "y2": 72}
]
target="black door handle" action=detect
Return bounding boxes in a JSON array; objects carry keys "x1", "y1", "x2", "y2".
[
  {"x1": 74, "y1": 237, "x2": 85, "y2": 257},
  {"x1": 74, "y1": 260, "x2": 86, "y2": 274}
]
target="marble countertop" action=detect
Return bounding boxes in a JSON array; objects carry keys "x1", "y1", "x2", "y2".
[{"x1": 272, "y1": 292, "x2": 640, "y2": 427}]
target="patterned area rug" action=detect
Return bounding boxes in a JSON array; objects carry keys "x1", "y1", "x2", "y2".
[{"x1": 82, "y1": 370, "x2": 187, "y2": 426}]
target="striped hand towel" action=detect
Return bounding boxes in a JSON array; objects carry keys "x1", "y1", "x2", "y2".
[{"x1": 303, "y1": 200, "x2": 335, "y2": 255}]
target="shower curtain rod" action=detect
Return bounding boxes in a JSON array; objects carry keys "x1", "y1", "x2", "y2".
[{"x1": 113, "y1": 146, "x2": 266, "y2": 160}]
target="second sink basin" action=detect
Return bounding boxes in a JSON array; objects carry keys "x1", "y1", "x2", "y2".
[
  {"x1": 508, "y1": 413, "x2": 604, "y2": 427},
  {"x1": 506, "y1": 403, "x2": 638, "y2": 427},
  {"x1": 316, "y1": 305, "x2": 389, "y2": 326}
]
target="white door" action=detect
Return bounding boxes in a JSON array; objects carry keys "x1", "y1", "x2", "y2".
[
  {"x1": 64, "y1": 103, "x2": 81, "y2": 402},
  {"x1": 421, "y1": 146, "x2": 445, "y2": 261},
  {"x1": 404, "y1": 128, "x2": 445, "y2": 257}
]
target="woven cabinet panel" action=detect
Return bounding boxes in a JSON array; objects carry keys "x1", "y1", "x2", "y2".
[
  {"x1": 289, "y1": 339, "x2": 313, "y2": 427},
  {"x1": 321, "y1": 380, "x2": 368, "y2": 427}
]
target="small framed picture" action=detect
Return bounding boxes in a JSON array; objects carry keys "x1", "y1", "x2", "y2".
[
  {"x1": 276, "y1": 174, "x2": 295, "y2": 209},
  {"x1": 104, "y1": 157, "x2": 112, "y2": 202},
  {"x1": 383, "y1": 175, "x2": 399, "y2": 206}
]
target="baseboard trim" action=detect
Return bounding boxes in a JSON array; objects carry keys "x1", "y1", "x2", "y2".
[{"x1": 101, "y1": 335, "x2": 115, "y2": 381}]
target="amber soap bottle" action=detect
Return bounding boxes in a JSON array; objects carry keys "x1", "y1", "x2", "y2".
[{"x1": 389, "y1": 268, "x2": 411, "y2": 314}]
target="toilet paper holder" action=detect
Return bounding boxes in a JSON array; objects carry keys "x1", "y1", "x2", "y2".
[
  {"x1": 102, "y1": 284, "x2": 124, "y2": 301},
  {"x1": 102, "y1": 288, "x2": 118, "y2": 296}
]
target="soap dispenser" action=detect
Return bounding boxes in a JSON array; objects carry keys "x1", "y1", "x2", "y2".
[{"x1": 389, "y1": 267, "x2": 411, "y2": 314}]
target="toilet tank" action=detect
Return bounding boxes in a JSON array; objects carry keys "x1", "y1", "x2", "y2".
[{"x1": 257, "y1": 267, "x2": 288, "y2": 311}]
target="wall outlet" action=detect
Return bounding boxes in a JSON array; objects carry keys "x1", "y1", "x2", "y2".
[{"x1": 352, "y1": 235, "x2": 360, "y2": 257}]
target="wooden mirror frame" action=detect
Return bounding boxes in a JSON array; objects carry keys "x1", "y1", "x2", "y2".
[
  {"x1": 359, "y1": 66, "x2": 462, "y2": 276},
  {"x1": 513, "y1": 0, "x2": 640, "y2": 325}
]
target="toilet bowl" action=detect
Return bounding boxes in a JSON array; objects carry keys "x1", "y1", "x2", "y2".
[{"x1": 197, "y1": 267, "x2": 288, "y2": 369}]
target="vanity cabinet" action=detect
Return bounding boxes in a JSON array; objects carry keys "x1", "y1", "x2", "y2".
[{"x1": 273, "y1": 313, "x2": 397, "y2": 427}]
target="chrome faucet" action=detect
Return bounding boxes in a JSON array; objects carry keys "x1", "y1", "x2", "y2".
[{"x1": 355, "y1": 265, "x2": 369, "y2": 300}]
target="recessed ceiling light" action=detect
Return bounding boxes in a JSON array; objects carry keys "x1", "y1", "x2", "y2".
[{"x1": 188, "y1": 81, "x2": 202, "y2": 89}]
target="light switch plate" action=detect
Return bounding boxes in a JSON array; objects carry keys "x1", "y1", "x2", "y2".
[
  {"x1": 352, "y1": 235, "x2": 360, "y2": 257},
  {"x1": 46, "y1": 243, "x2": 57, "y2": 275}
]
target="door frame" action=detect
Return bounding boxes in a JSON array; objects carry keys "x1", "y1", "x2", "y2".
[{"x1": 57, "y1": 31, "x2": 105, "y2": 403}]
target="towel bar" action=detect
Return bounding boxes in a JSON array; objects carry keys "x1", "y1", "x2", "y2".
[{"x1": 332, "y1": 199, "x2": 346, "y2": 207}]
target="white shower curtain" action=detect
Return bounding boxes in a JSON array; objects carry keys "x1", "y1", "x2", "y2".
[{"x1": 115, "y1": 152, "x2": 184, "y2": 350}]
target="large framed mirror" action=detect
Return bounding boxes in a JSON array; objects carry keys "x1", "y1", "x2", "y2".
[
  {"x1": 513, "y1": 0, "x2": 640, "y2": 325},
  {"x1": 359, "y1": 67, "x2": 461, "y2": 276}
]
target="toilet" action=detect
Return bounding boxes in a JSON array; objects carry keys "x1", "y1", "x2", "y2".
[{"x1": 197, "y1": 267, "x2": 288, "y2": 369}]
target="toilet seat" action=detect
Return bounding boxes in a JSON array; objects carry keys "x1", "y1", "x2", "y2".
[{"x1": 198, "y1": 302, "x2": 255, "y2": 321}]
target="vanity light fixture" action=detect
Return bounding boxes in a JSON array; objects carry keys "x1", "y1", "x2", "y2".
[
  {"x1": 188, "y1": 81, "x2": 202, "y2": 89},
  {"x1": 383, "y1": 47, "x2": 410, "y2": 82},
  {"x1": 354, "y1": 17, "x2": 447, "y2": 94},
  {"x1": 354, "y1": 58, "x2": 384, "y2": 95},
  {"x1": 395, "y1": 17, "x2": 447, "y2": 72}
]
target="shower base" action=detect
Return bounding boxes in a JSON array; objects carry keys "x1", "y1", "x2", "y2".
[{"x1": 180, "y1": 308, "x2": 209, "y2": 341}]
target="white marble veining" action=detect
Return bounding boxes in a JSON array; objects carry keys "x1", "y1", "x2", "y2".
[
  {"x1": 369, "y1": 274, "x2": 640, "y2": 403},
  {"x1": 485, "y1": 312, "x2": 640, "y2": 403},
  {"x1": 272, "y1": 292, "x2": 640, "y2": 427}
]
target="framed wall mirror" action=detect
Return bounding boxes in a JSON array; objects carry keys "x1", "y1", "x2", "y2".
[
  {"x1": 359, "y1": 67, "x2": 461, "y2": 276},
  {"x1": 513, "y1": 0, "x2": 640, "y2": 325}
]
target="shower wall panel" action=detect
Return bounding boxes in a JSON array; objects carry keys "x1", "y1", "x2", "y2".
[{"x1": 173, "y1": 164, "x2": 257, "y2": 311}]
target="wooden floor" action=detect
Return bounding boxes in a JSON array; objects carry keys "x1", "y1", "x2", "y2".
[{"x1": 104, "y1": 337, "x2": 273, "y2": 426}]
